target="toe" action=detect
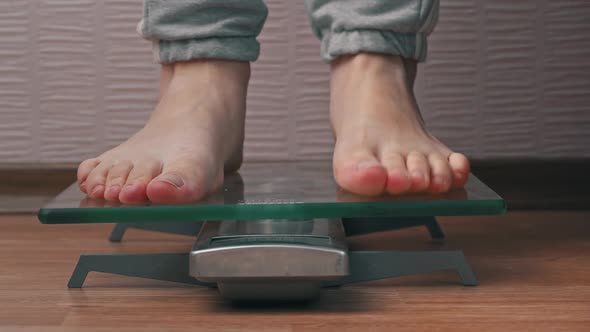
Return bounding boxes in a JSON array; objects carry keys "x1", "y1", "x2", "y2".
[
  {"x1": 333, "y1": 149, "x2": 387, "y2": 196},
  {"x1": 428, "y1": 153, "x2": 452, "y2": 193},
  {"x1": 380, "y1": 151, "x2": 411, "y2": 194},
  {"x1": 146, "y1": 158, "x2": 219, "y2": 204},
  {"x1": 77, "y1": 158, "x2": 100, "y2": 193},
  {"x1": 406, "y1": 152, "x2": 430, "y2": 192},
  {"x1": 85, "y1": 163, "x2": 109, "y2": 200},
  {"x1": 104, "y1": 161, "x2": 133, "y2": 202},
  {"x1": 449, "y1": 152, "x2": 470, "y2": 188},
  {"x1": 119, "y1": 160, "x2": 162, "y2": 204}
]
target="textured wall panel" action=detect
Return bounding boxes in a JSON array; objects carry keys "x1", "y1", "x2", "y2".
[
  {"x1": 479, "y1": 1, "x2": 538, "y2": 157},
  {"x1": 0, "y1": 1, "x2": 33, "y2": 162},
  {"x1": 103, "y1": 1, "x2": 158, "y2": 154},
  {"x1": 420, "y1": 0, "x2": 480, "y2": 156},
  {"x1": 541, "y1": 0, "x2": 590, "y2": 156},
  {"x1": 244, "y1": 0, "x2": 290, "y2": 161},
  {"x1": 292, "y1": 1, "x2": 333, "y2": 160},
  {"x1": 38, "y1": 0, "x2": 97, "y2": 162},
  {"x1": 0, "y1": 0, "x2": 588, "y2": 164}
]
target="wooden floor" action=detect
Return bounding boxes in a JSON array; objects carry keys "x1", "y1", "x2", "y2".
[{"x1": 0, "y1": 212, "x2": 589, "y2": 331}]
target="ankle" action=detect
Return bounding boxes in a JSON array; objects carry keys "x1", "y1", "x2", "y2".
[
  {"x1": 333, "y1": 53, "x2": 404, "y2": 72},
  {"x1": 331, "y1": 53, "x2": 408, "y2": 89},
  {"x1": 162, "y1": 59, "x2": 250, "y2": 113},
  {"x1": 329, "y1": 53, "x2": 425, "y2": 128},
  {"x1": 172, "y1": 59, "x2": 250, "y2": 84}
]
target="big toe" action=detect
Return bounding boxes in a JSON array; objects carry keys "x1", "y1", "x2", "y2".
[
  {"x1": 146, "y1": 159, "x2": 221, "y2": 204},
  {"x1": 333, "y1": 149, "x2": 387, "y2": 196}
]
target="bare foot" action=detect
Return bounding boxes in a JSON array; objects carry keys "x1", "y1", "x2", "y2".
[
  {"x1": 330, "y1": 53, "x2": 470, "y2": 196},
  {"x1": 77, "y1": 59, "x2": 249, "y2": 204}
]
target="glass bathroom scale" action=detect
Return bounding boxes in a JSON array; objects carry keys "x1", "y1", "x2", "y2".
[
  {"x1": 38, "y1": 161, "x2": 505, "y2": 224},
  {"x1": 38, "y1": 161, "x2": 506, "y2": 300}
]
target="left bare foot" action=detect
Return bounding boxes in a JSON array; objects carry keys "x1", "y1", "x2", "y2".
[{"x1": 330, "y1": 53, "x2": 470, "y2": 196}]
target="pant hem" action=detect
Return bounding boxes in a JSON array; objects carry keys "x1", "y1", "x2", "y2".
[
  {"x1": 155, "y1": 37, "x2": 260, "y2": 63},
  {"x1": 320, "y1": 30, "x2": 427, "y2": 63}
]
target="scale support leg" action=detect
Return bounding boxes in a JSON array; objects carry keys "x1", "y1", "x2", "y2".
[
  {"x1": 109, "y1": 222, "x2": 203, "y2": 242},
  {"x1": 324, "y1": 250, "x2": 477, "y2": 287},
  {"x1": 67, "y1": 253, "x2": 213, "y2": 288}
]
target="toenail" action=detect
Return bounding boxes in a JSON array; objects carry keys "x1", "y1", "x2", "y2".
[
  {"x1": 91, "y1": 185, "x2": 104, "y2": 195},
  {"x1": 411, "y1": 171, "x2": 424, "y2": 182},
  {"x1": 157, "y1": 174, "x2": 185, "y2": 188},
  {"x1": 394, "y1": 170, "x2": 409, "y2": 179},
  {"x1": 433, "y1": 175, "x2": 445, "y2": 185},
  {"x1": 122, "y1": 183, "x2": 137, "y2": 192},
  {"x1": 357, "y1": 160, "x2": 380, "y2": 170},
  {"x1": 108, "y1": 185, "x2": 120, "y2": 193}
]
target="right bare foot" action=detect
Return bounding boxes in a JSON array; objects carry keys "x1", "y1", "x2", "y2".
[{"x1": 77, "y1": 60, "x2": 249, "y2": 204}]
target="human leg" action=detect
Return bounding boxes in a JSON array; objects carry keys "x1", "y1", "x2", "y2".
[
  {"x1": 78, "y1": 0, "x2": 268, "y2": 203},
  {"x1": 305, "y1": 0, "x2": 469, "y2": 195}
]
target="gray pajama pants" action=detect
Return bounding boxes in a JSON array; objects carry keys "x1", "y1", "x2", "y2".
[{"x1": 138, "y1": 0, "x2": 439, "y2": 63}]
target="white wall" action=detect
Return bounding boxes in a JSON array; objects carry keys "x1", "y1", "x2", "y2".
[{"x1": 0, "y1": 0, "x2": 589, "y2": 164}]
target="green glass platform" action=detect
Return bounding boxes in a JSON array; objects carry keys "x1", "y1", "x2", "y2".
[{"x1": 39, "y1": 161, "x2": 505, "y2": 224}]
